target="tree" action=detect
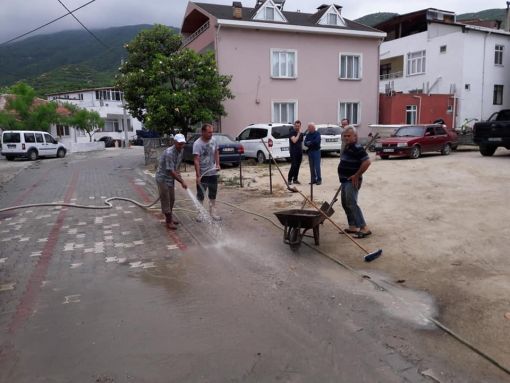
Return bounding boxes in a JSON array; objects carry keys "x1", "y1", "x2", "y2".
[
  {"x1": 0, "y1": 82, "x2": 61, "y2": 131},
  {"x1": 63, "y1": 103, "x2": 104, "y2": 142},
  {"x1": 116, "y1": 25, "x2": 233, "y2": 136}
]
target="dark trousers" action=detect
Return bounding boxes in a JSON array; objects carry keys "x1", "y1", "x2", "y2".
[
  {"x1": 288, "y1": 150, "x2": 302, "y2": 182},
  {"x1": 308, "y1": 149, "x2": 321, "y2": 183}
]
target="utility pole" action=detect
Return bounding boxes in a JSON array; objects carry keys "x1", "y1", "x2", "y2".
[{"x1": 122, "y1": 95, "x2": 129, "y2": 148}]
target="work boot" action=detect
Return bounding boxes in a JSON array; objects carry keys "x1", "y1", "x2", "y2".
[
  {"x1": 165, "y1": 213, "x2": 179, "y2": 225},
  {"x1": 166, "y1": 221, "x2": 177, "y2": 230}
]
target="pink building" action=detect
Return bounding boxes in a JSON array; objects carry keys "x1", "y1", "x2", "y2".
[{"x1": 181, "y1": 0, "x2": 386, "y2": 138}]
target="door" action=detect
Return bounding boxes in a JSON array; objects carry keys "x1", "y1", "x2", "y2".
[
  {"x1": 434, "y1": 126, "x2": 449, "y2": 150},
  {"x1": 421, "y1": 126, "x2": 438, "y2": 152},
  {"x1": 42, "y1": 133, "x2": 59, "y2": 156}
]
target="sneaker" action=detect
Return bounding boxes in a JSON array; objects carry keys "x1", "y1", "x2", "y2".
[
  {"x1": 293, "y1": 180, "x2": 301, "y2": 185},
  {"x1": 288, "y1": 180, "x2": 293, "y2": 185},
  {"x1": 316, "y1": 181, "x2": 322, "y2": 185}
]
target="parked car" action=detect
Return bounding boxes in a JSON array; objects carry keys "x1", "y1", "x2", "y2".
[
  {"x1": 97, "y1": 136, "x2": 115, "y2": 147},
  {"x1": 375, "y1": 124, "x2": 458, "y2": 159},
  {"x1": 473, "y1": 109, "x2": 510, "y2": 156},
  {"x1": 303, "y1": 124, "x2": 342, "y2": 154},
  {"x1": 236, "y1": 123, "x2": 293, "y2": 163},
  {"x1": 183, "y1": 133, "x2": 244, "y2": 166},
  {"x1": 1, "y1": 130, "x2": 67, "y2": 161}
]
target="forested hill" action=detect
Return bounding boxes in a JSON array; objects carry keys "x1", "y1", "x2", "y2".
[{"x1": 0, "y1": 24, "x2": 177, "y2": 96}]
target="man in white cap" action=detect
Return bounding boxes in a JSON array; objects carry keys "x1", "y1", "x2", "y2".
[{"x1": 155, "y1": 133, "x2": 188, "y2": 230}]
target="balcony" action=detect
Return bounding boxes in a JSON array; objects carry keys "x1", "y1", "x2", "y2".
[
  {"x1": 380, "y1": 71, "x2": 403, "y2": 81},
  {"x1": 182, "y1": 21, "x2": 209, "y2": 47}
]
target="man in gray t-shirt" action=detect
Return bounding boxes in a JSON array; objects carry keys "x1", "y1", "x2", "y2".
[
  {"x1": 156, "y1": 134, "x2": 188, "y2": 230},
  {"x1": 193, "y1": 123, "x2": 221, "y2": 221}
]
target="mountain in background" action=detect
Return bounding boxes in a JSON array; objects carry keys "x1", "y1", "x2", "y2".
[
  {"x1": 355, "y1": 8, "x2": 507, "y2": 27},
  {"x1": 0, "y1": 8, "x2": 507, "y2": 96},
  {"x1": 0, "y1": 24, "x2": 177, "y2": 96}
]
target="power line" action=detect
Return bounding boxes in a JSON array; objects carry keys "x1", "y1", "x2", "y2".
[
  {"x1": 56, "y1": 0, "x2": 110, "y2": 51},
  {"x1": 0, "y1": 0, "x2": 97, "y2": 46}
]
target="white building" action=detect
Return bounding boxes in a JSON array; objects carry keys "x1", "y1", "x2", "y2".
[
  {"x1": 47, "y1": 87, "x2": 143, "y2": 147},
  {"x1": 377, "y1": 8, "x2": 510, "y2": 127}
]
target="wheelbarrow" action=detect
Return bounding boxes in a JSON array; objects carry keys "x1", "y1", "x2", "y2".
[{"x1": 274, "y1": 187, "x2": 339, "y2": 251}]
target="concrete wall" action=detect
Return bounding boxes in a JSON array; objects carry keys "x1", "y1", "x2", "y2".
[{"x1": 67, "y1": 141, "x2": 105, "y2": 153}]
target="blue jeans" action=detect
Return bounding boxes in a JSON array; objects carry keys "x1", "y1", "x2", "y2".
[
  {"x1": 308, "y1": 149, "x2": 321, "y2": 183},
  {"x1": 340, "y1": 180, "x2": 366, "y2": 228}
]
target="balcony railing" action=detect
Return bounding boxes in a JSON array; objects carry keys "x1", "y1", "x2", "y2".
[
  {"x1": 182, "y1": 21, "x2": 210, "y2": 47},
  {"x1": 380, "y1": 71, "x2": 403, "y2": 81}
]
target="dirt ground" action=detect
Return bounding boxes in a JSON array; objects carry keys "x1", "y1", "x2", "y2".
[{"x1": 180, "y1": 146, "x2": 510, "y2": 371}]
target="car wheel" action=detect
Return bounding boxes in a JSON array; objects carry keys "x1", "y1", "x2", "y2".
[
  {"x1": 27, "y1": 149, "x2": 38, "y2": 161},
  {"x1": 441, "y1": 143, "x2": 451, "y2": 155},
  {"x1": 409, "y1": 146, "x2": 421, "y2": 159},
  {"x1": 380, "y1": 155, "x2": 389, "y2": 160},
  {"x1": 256, "y1": 151, "x2": 266, "y2": 164},
  {"x1": 479, "y1": 144, "x2": 496, "y2": 157},
  {"x1": 57, "y1": 148, "x2": 66, "y2": 158},
  {"x1": 6, "y1": 155, "x2": 15, "y2": 161}
]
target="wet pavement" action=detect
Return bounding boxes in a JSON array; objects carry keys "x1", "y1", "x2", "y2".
[{"x1": 0, "y1": 148, "x2": 507, "y2": 382}]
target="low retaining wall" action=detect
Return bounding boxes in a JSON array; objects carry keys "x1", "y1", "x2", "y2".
[{"x1": 68, "y1": 142, "x2": 105, "y2": 153}]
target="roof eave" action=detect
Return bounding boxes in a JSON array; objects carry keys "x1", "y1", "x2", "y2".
[{"x1": 216, "y1": 19, "x2": 386, "y2": 38}]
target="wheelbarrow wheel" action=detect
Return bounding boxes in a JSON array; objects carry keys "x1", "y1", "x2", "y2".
[{"x1": 289, "y1": 227, "x2": 301, "y2": 251}]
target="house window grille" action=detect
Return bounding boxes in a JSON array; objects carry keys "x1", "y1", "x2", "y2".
[
  {"x1": 56, "y1": 125, "x2": 70, "y2": 136},
  {"x1": 440, "y1": 45, "x2": 447, "y2": 53},
  {"x1": 272, "y1": 102, "x2": 296, "y2": 123},
  {"x1": 339, "y1": 102, "x2": 360, "y2": 124},
  {"x1": 340, "y1": 54, "x2": 361, "y2": 80},
  {"x1": 406, "y1": 105, "x2": 417, "y2": 124},
  {"x1": 328, "y1": 13, "x2": 338, "y2": 25},
  {"x1": 271, "y1": 50, "x2": 297, "y2": 78},
  {"x1": 265, "y1": 6, "x2": 275, "y2": 20},
  {"x1": 407, "y1": 50, "x2": 426, "y2": 75}
]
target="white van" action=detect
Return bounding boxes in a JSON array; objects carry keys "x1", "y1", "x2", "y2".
[
  {"x1": 1, "y1": 130, "x2": 67, "y2": 161},
  {"x1": 236, "y1": 123, "x2": 293, "y2": 163}
]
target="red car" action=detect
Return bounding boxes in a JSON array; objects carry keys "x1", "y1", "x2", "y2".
[{"x1": 375, "y1": 124, "x2": 458, "y2": 159}]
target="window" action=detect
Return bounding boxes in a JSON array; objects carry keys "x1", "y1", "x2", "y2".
[
  {"x1": 406, "y1": 105, "x2": 417, "y2": 124},
  {"x1": 328, "y1": 13, "x2": 338, "y2": 25},
  {"x1": 495, "y1": 45, "x2": 504, "y2": 65},
  {"x1": 407, "y1": 50, "x2": 426, "y2": 75},
  {"x1": 265, "y1": 6, "x2": 274, "y2": 20},
  {"x1": 24, "y1": 133, "x2": 35, "y2": 143},
  {"x1": 440, "y1": 45, "x2": 447, "y2": 53},
  {"x1": 44, "y1": 133, "x2": 57, "y2": 144},
  {"x1": 272, "y1": 102, "x2": 296, "y2": 123},
  {"x1": 271, "y1": 50, "x2": 297, "y2": 78},
  {"x1": 493, "y1": 85, "x2": 504, "y2": 105},
  {"x1": 340, "y1": 54, "x2": 362, "y2": 80},
  {"x1": 436, "y1": 126, "x2": 447, "y2": 135},
  {"x1": 35, "y1": 133, "x2": 44, "y2": 143},
  {"x1": 339, "y1": 102, "x2": 360, "y2": 125},
  {"x1": 2, "y1": 132, "x2": 20, "y2": 143},
  {"x1": 56, "y1": 125, "x2": 70, "y2": 136},
  {"x1": 103, "y1": 120, "x2": 120, "y2": 132},
  {"x1": 465, "y1": 84, "x2": 471, "y2": 91}
]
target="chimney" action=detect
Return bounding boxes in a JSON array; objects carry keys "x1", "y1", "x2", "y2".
[
  {"x1": 273, "y1": 0, "x2": 286, "y2": 11},
  {"x1": 233, "y1": 2, "x2": 242, "y2": 19}
]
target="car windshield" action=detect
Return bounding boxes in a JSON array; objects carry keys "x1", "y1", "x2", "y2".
[
  {"x1": 271, "y1": 125, "x2": 293, "y2": 139},
  {"x1": 394, "y1": 126, "x2": 425, "y2": 137},
  {"x1": 318, "y1": 127, "x2": 341, "y2": 135},
  {"x1": 214, "y1": 134, "x2": 235, "y2": 145}
]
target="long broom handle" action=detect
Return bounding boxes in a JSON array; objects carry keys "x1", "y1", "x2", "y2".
[{"x1": 260, "y1": 139, "x2": 372, "y2": 255}]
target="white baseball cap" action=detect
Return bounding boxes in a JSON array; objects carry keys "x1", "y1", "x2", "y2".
[{"x1": 174, "y1": 133, "x2": 186, "y2": 143}]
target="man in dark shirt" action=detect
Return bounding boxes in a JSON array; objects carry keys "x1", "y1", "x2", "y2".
[
  {"x1": 304, "y1": 122, "x2": 322, "y2": 185},
  {"x1": 337, "y1": 127, "x2": 372, "y2": 237},
  {"x1": 288, "y1": 120, "x2": 303, "y2": 185}
]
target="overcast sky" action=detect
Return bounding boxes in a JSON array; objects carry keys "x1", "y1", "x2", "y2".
[{"x1": 1, "y1": 0, "x2": 507, "y2": 44}]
